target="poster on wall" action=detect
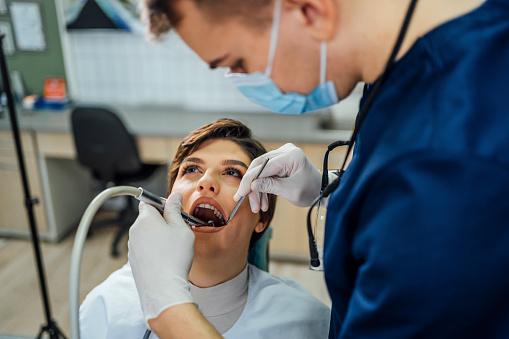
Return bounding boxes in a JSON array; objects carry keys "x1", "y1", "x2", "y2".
[
  {"x1": 10, "y1": 2, "x2": 46, "y2": 51},
  {"x1": 65, "y1": 0, "x2": 143, "y2": 34},
  {"x1": 0, "y1": 21, "x2": 15, "y2": 55}
]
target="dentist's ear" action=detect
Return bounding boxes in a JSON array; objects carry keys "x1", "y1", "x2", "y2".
[{"x1": 283, "y1": 0, "x2": 338, "y2": 41}]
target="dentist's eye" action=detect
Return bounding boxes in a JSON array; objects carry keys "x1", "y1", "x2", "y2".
[
  {"x1": 225, "y1": 168, "x2": 242, "y2": 178},
  {"x1": 230, "y1": 59, "x2": 247, "y2": 74}
]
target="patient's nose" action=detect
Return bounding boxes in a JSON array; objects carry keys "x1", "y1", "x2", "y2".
[{"x1": 197, "y1": 172, "x2": 219, "y2": 194}]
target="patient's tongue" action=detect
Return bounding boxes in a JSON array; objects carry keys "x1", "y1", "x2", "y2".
[{"x1": 194, "y1": 208, "x2": 223, "y2": 227}]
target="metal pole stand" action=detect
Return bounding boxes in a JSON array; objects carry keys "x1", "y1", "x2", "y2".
[{"x1": 0, "y1": 34, "x2": 67, "y2": 339}]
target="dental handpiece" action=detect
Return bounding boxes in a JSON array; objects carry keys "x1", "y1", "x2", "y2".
[{"x1": 136, "y1": 187, "x2": 211, "y2": 227}]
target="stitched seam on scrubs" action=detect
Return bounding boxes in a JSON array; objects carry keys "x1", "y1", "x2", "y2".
[
  {"x1": 419, "y1": 37, "x2": 443, "y2": 72},
  {"x1": 417, "y1": 36, "x2": 441, "y2": 152}
]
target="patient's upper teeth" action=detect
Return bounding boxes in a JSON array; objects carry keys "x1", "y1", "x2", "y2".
[{"x1": 195, "y1": 203, "x2": 224, "y2": 221}]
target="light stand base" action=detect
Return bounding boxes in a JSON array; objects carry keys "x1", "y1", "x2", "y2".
[{"x1": 36, "y1": 321, "x2": 67, "y2": 339}]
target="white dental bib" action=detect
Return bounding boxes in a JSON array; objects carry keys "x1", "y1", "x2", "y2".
[{"x1": 79, "y1": 263, "x2": 330, "y2": 338}]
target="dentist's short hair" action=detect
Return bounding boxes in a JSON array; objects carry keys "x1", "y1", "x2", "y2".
[
  {"x1": 167, "y1": 118, "x2": 276, "y2": 249},
  {"x1": 140, "y1": 0, "x2": 273, "y2": 40}
]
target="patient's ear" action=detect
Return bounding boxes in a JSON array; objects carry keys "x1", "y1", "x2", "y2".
[{"x1": 254, "y1": 219, "x2": 268, "y2": 233}]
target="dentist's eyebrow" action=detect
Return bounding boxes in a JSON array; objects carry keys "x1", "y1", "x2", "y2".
[
  {"x1": 222, "y1": 160, "x2": 248, "y2": 169},
  {"x1": 182, "y1": 157, "x2": 204, "y2": 164},
  {"x1": 208, "y1": 55, "x2": 229, "y2": 69}
]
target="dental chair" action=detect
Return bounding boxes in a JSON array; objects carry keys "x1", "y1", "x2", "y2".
[
  {"x1": 70, "y1": 190, "x2": 273, "y2": 339},
  {"x1": 248, "y1": 227, "x2": 272, "y2": 272},
  {"x1": 71, "y1": 107, "x2": 160, "y2": 257}
]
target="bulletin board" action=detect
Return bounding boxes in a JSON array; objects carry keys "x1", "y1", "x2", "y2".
[{"x1": 0, "y1": 0, "x2": 66, "y2": 95}]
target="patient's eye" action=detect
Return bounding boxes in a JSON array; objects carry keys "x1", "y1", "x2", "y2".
[
  {"x1": 182, "y1": 164, "x2": 200, "y2": 176},
  {"x1": 225, "y1": 168, "x2": 242, "y2": 178}
]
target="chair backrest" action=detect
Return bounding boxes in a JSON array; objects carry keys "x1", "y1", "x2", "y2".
[
  {"x1": 71, "y1": 107, "x2": 142, "y2": 183},
  {"x1": 248, "y1": 227, "x2": 272, "y2": 272}
]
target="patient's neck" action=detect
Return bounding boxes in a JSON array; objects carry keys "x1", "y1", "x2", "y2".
[{"x1": 188, "y1": 249, "x2": 249, "y2": 288}]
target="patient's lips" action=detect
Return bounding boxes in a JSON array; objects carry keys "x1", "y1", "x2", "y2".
[{"x1": 190, "y1": 197, "x2": 227, "y2": 229}]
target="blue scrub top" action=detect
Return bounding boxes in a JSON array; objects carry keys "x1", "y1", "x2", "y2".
[{"x1": 324, "y1": 0, "x2": 509, "y2": 337}]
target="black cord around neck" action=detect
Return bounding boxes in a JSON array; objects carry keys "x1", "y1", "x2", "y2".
[
  {"x1": 307, "y1": 0, "x2": 420, "y2": 268},
  {"x1": 321, "y1": 140, "x2": 350, "y2": 192}
]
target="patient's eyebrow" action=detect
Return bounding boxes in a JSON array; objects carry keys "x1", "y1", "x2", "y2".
[
  {"x1": 182, "y1": 157, "x2": 204, "y2": 164},
  {"x1": 222, "y1": 159, "x2": 248, "y2": 169}
]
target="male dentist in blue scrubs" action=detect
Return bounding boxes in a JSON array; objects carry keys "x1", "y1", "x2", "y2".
[{"x1": 128, "y1": 0, "x2": 509, "y2": 337}]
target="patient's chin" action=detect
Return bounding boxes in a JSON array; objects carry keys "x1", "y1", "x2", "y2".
[{"x1": 193, "y1": 238, "x2": 230, "y2": 259}]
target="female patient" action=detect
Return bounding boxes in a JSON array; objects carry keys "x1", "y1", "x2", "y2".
[{"x1": 79, "y1": 119, "x2": 330, "y2": 338}]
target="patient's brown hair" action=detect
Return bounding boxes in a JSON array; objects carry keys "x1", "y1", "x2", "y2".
[{"x1": 167, "y1": 119, "x2": 276, "y2": 248}]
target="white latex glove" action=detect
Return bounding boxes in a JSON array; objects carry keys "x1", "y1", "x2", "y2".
[
  {"x1": 128, "y1": 191, "x2": 195, "y2": 328},
  {"x1": 234, "y1": 143, "x2": 322, "y2": 212}
]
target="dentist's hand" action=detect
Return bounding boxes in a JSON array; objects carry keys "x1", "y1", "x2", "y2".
[
  {"x1": 128, "y1": 192, "x2": 195, "y2": 328},
  {"x1": 234, "y1": 143, "x2": 322, "y2": 211}
]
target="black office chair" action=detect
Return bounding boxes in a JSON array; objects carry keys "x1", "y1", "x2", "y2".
[{"x1": 71, "y1": 107, "x2": 160, "y2": 257}]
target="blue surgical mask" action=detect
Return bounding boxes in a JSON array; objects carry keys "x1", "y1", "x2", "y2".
[{"x1": 225, "y1": 0, "x2": 339, "y2": 114}]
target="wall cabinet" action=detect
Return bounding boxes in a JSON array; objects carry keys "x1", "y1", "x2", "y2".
[{"x1": 0, "y1": 131, "x2": 48, "y2": 238}]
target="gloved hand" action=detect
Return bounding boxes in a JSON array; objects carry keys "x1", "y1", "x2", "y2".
[
  {"x1": 234, "y1": 143, "x2": 322, "y2": 212},
  {"x1": 128, "y1": 192, "x2": 195, "y2": 328}
]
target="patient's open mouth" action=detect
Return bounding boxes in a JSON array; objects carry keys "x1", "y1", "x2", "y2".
[{"x1": 192, "y1": 203, "x2": 226, "y2": 227}]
